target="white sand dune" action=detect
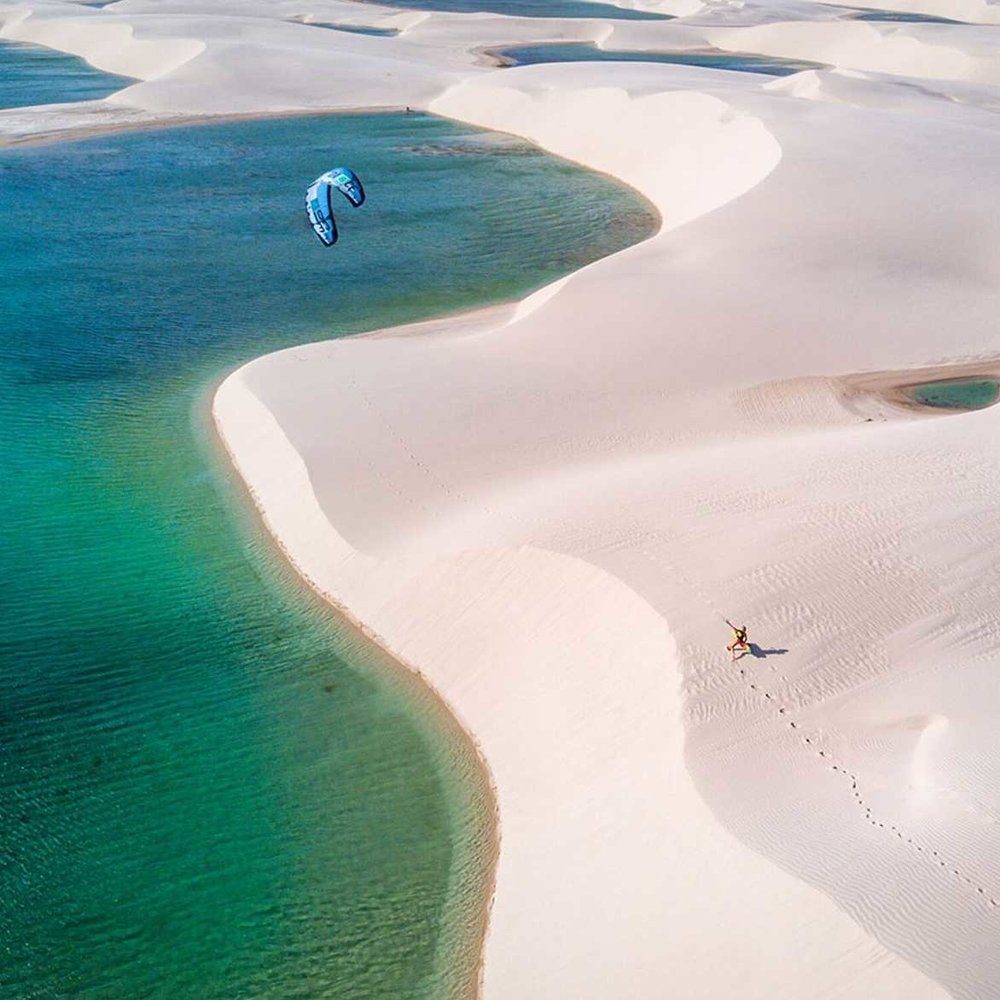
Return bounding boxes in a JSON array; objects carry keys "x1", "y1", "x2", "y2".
[{"x1": 8, "y1": 0, "x2": 1000, "y2": 995}]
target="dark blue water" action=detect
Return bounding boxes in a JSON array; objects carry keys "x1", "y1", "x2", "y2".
[
  {"x1": 496, "y1": 41, "x2": 823, "y2": 74},
  {"x1": 0, "y1": 113, "x2": 656, "y2": 999},
  {"x1": 368, "y1": 0, "x2": 671, "y2": 19},
  {"x1": 0, "y1": 38, "x2": 133, "y2": 110},
  {"x1": 851, "y1": 7, "x2": 963, "y2": 23}
]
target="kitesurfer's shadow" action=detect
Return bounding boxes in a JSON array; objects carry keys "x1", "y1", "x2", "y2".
[{"x1": 748, "y1": 643, "x2": 789, "y2": 659}]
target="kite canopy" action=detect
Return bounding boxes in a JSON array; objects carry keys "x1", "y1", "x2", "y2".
[{"x1": 305, "y1": 167, "x2": 366, "y2": 246}]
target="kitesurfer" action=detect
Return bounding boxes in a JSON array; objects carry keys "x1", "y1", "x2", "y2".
[{"x1": 726, "y1": 620, "x2": 750, "y2": 660}]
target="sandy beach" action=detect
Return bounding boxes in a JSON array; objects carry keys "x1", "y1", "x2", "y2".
[{"x1": 8, "y1": 0, "x2": 1000, "y2": 994}]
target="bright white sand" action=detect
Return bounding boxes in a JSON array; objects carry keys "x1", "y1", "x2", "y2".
[{"x1": 9, "y1": 0, "x2": 1000, "y2": 995}]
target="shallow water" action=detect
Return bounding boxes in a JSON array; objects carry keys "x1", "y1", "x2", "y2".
[
  {"x1": 911, "y1": 379, "x2": 999, "y2": 410},
  {"x1": 295, "y1": 20, "x2": 401, "y2": 36},
  {"x1": 496, "y1": 41, "x2": 823, "y2": 75},
  {"x1": 0, "y1": 38, "x2": 134, "y2": 110},
  {"x1": 0, "y1": 113, "x2": 656, "y2": 998}
]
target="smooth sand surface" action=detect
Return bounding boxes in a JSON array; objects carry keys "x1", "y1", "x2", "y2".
[{"x1": 9, "y1": 0, "x2": 1000, "y2": 995}]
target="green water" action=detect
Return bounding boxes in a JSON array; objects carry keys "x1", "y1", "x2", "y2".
[
  {"x1": 496, "y1": 41, "x2": 823, "y2": 75},
  {"x1": 0, "y1": 113, "x2": 657, "y2": 998},
  {"x1": 911, "y1": 378, "x2": 1000, "y2": 410},
  {"x1": 0, "y1": 39, "x2": 134, "y2": 110}
]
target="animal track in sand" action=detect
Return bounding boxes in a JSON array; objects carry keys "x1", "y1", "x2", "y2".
[{"x1": 732, "y1": 654, "x2": 999, "y2": 912}]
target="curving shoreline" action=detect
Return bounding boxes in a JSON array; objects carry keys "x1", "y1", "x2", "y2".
[
  {"x1": 5, "y1": 107, "x2": 621, "y2": 997},
  {"x1": 209, "y1": 366, "x2": 502, "y2": 1000},
  {"x1": 11, "y1": 0, "x2": 1000, "y2": 995}
]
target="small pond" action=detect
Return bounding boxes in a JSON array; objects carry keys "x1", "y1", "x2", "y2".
[
  {"x1": 910, "y1": 379, "x2": 1000, "y2": 410},
  {"x1": 851, "y1": 7, "x2": 964, "y2": 24},
  {"x1": 0, "y1": 38, "x2": 134, "y2": 110},
  {"x1": 495, "y1": 41, "x2": 823, "y2": 76},
  {"x1": 299, "y1": 21, "x2": 401, "y2": 36}
]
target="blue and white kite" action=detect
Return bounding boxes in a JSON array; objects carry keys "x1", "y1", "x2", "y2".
[{"x1": 305, "y1": 167, "x2": 366, "y2": 246}]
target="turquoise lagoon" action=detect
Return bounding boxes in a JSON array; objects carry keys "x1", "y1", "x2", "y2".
[
  {"x1": 0, "y1": 113, "x2": 656, "y2": 998},
  {"x1": 911, "y1": 379, "x2": 1000, "y2": 410},
  {"x1": 0, "y1": 39, "x2": 133, "y2": 110},
  {"x1": 496, "y1": 41, "x2": 823, "y2": 75}
]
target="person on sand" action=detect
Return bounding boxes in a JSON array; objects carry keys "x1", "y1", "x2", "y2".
[{"x1": 726, "y1": 619, "x2": 750, "y2": 660}]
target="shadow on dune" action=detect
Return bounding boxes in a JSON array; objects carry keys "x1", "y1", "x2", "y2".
[{"x1": 747, "y1": 643, "x2": 788, "y2": 659}]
